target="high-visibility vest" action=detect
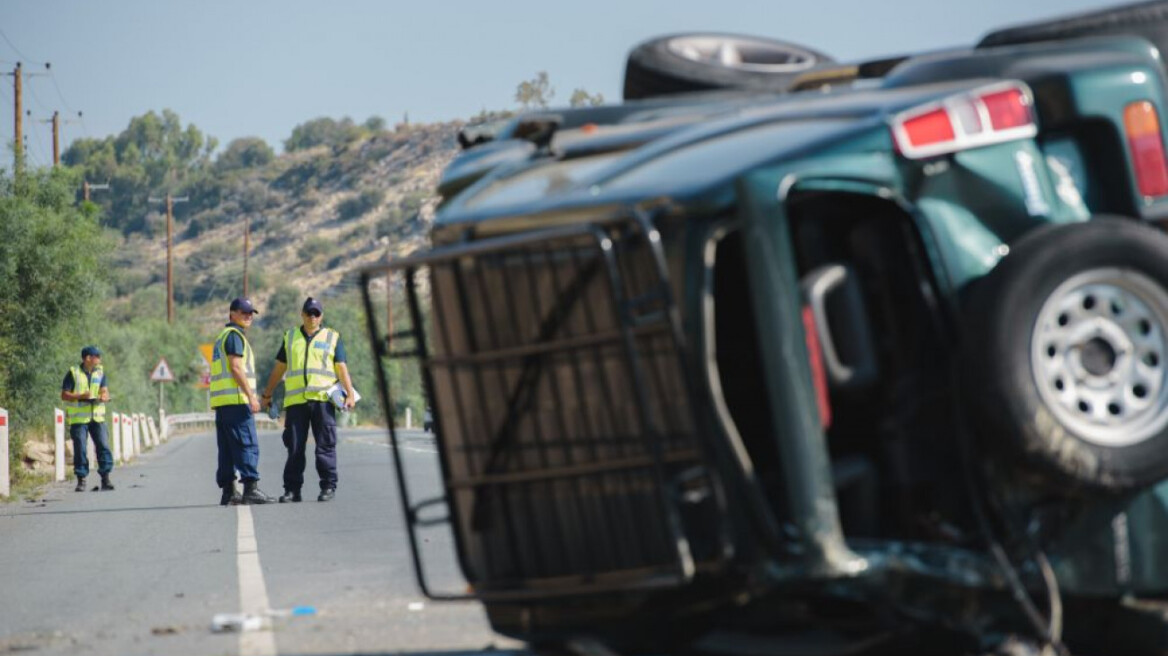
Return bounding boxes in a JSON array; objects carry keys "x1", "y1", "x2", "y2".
[
  {"x1": 65, "y1": 365, "x2": 106, "y2": 425},
  {"x1": 210, "y1": 326, "x2": 256, "y2": 408},
  {"x1": 282, "y1": 327, "x2": 339, "y2": 407}
]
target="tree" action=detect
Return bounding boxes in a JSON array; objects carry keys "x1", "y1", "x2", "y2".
[
  {"x1": 62, "y1": 109, "x2": 217, "y2": 235},
  {"x1": 284, "y1": 117, "x2": 363, "y2": 152},
  {"x1": 363, "y1": 116, "x2": 387, "y2": 132},
  {"x1": 515, "y1": 71, "x2": 554, "y2": 110},
  {"x1": 570, "y1": 88, "x2": 605, "y2": 107},
  {"x1": 215, "y1": 137, "x2": 275, "y2": 173},
  {"x1": 0, "y1": 166, "x2": 112, "y2": 437}
]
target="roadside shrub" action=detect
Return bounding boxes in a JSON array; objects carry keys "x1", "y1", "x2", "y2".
[{"x1": 337, "y1": 188, "x2": 384, "y2": 221}]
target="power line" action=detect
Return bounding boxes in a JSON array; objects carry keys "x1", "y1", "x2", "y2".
[
  {"x1": 25, "y1": 80, "x2": 50, "y2": 113},
  {"x1": 0, "y1": 29, "x2": 32, "y2": 63},
  {"x1": 47, "y1": 72, "x2": 76, "y2": 115}
]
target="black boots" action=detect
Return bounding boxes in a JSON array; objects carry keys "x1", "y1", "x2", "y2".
[
  {"x1": 100, "y1": 474, "x2": 114, "y2": 491},
  {"x1": 220, "y1": 482, "x2": 242, "y2": 506},
  {"x1": 242, "y1": 481, "x2": 275, "y2": 505},
  {"x1": 318, "y1": 488, "x2": 335, "y2": 502},
  {"x1": 74, "y1": 476, "x2": 86, "y2": 492},
  {"x1": 279, "y1": 490, "x2": 302, "y2": 503}
]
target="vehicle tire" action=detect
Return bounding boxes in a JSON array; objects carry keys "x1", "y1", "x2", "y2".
[
  {"x1": 963, "y1": 218, "x2": 1168, "y2": 491},
  {"x1": 978, "y1": 1, "x2": 1168, "y2": 58},
  {"x1": 623, "y1": 33, "x2": 834, "y2": 101}
]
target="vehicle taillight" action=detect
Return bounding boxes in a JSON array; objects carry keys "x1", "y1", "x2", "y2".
[
  {"x1": 891, "y1": 81, "x2": 1037, "y2": 159},
  {"x1": 902, "y1": 108, "x2": 955, "y2": 149},
  {"x1": 981, "y1": 88, "x2": 1031, "y2": 130},
  {"x1": 1124, "y1": 101, "x2": 1168, "y2": 198}
]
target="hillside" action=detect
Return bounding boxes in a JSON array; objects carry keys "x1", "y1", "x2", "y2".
[{"x1": 98, "y1": 119, "x2": 462, "y2": 332}]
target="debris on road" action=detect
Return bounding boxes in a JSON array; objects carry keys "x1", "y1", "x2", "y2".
[
  {"x1": 210, "y1": 613, "x2": 267, "y2": 633},
  {"x1": 151, "y1": 625, "x2": 184, "y2": 636}
]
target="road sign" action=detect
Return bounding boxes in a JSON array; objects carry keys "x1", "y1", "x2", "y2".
[
  {"x1": 199, "y1": 343, "x2": 214, "y2": 369},
  {"x1": 150, "y1": 357, "x2": 175, "y2": 383}
]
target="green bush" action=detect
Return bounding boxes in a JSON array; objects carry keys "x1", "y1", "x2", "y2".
[
  {"x1": 337, "y1": 188, "x2": 384, "y2": 221},
  {"x1": 301, "y1": 236, "x2": 336, "y2": 260}
]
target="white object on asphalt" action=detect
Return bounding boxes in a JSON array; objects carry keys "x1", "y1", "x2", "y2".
[{"x1": 211, "y1": 613, "x2": 267, "y2": 633}]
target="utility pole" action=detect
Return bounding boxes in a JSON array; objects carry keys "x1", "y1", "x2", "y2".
[
  {"x1": 5, "y1": 62, "x2": 51, "y2": 171},
  {"x1": 82, "y1": 181, "x2": 109, "y2": 203},
  {"x1": 11, "y1": 63, "x2": 21, "y2": 171},
  {"x1": 243, "y1": 214, "x2": 250, "y2": 297},
  {"x1": 41, "y1": 110, "x2": 81, "y2": 167},
  {"x1": 149, "y1": 193, "x2": 189, "y2": 324}
]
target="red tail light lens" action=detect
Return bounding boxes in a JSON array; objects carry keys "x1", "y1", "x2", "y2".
[
  {"x1": 902, "y1": 108, "x2": 955, "y2": 149},
  {"x1": 891, "y1": 81, "x2": 1037, "y2": 159},
  {"x1": 1124, "y1": 101, "x2": 1168, "y2": 198}
]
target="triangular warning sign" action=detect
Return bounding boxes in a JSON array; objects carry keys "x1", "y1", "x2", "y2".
[{"x1": 150, "y1": 357, "x2": 175, "y2": 382}]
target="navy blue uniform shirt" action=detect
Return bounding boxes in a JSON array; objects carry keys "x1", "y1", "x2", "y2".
[{"x1": 222, "y1": 322, "x2": 247, "y2": 357}]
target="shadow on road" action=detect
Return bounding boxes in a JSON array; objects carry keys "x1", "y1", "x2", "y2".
[{"x1": 6, "y1": 503, "x2": 226, "y2": 517}]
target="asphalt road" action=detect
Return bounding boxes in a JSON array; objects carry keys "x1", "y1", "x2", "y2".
[{"x1": 0, "y1": 426, "x2": 522, "y2": 656}]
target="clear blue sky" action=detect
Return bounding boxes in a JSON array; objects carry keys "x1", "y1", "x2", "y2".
[{"x1": 0, "y1": 0, "x2": 1130, "y2": 168}]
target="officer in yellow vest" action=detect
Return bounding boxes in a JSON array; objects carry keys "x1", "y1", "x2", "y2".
[
  {"x1": 260, "y1": 297, "x2": 356, "y2": 503},
  {"x1": 60, "y1": 345, "x2": 114, "y2": 492},
  {"x1": 211, "y1": 298, "x2": 276, "y2": 505}
]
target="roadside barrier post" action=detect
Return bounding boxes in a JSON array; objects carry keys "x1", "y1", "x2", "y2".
[
  {"x1": 132, "y1": 414, "x2": 142, "y2": 454},
  {"x1": 111, "y1": 414, "x2": 122, "y2": 464},
  {"x1": 406, "y1": 407, "x2": 412, "y2": 429},
  {"x1": 122, "y1": 413, "x2": 134, "y2": 462},
  {"x1": 148, "y1": 416, "x2": 159, "y2": 444},
  {"x1": 0, "y1": 408, "x2": 9, "y2": 498},
  {"x1": 146, "y1": 414, "x2": 158, "y2": 446},
  {"x1": 54, "y1": 409, "x2": 66, "y2": 482},
  {"x1": 160, "y1": 410, "x2": 168, "y2": 440}
]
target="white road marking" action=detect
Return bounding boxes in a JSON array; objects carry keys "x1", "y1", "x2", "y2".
[{"x1": 237, "y1": 505, "x2": 278, "y2": 656}]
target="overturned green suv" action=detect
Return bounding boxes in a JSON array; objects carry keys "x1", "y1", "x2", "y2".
[{"x1": 362, "y1": 3, "x2": 1168, "y2": 654}]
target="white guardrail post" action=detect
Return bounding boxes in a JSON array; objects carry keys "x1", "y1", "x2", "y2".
[
  {"x1": 0, "y1": 408, "x2": 9, "y2": 498},
  {"x1": 122, "y1": 413, "x2": 133, "y2": 462},
  {"x1": 145, "y1": 414, "x2": 157, "y2": 447},
  {"x1": 111, "y1": 414, "x2": 122, "y2": 464},
  {"x1": 148, "y1": 416, "x2": 160, "y2": 444},
  {"x1": 132, "y1": 414, "x2": 142, "y2": 454},
  {"x1": 54, "y1": 408, "x2": 66, "y2": 482}
]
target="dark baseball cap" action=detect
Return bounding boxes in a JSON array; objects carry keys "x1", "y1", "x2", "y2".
[
  {"x1": 302, "y1": 297, "x2": 323, "y2": 314},
  {"x1": 81, "y1": 345, "x2": 102, "y2": 358},
  {"x1": 229, "y1": 297, "x2": 259, "y2": 314}
]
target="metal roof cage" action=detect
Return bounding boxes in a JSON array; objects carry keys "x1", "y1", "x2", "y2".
[{"x1": 360, "y1": 210, "x2": 733, "y2": 601}]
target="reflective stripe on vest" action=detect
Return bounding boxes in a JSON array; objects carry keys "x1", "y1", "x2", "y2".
[
  {"x1": 66, "y1": 365, "x2": 106, "y2": 425},
  {"x1": 209, "y1": 326, "x2": 256, "y2": 408},
  {"x1": 283, "y1": 327, "x2": 339, "y2": 407}
]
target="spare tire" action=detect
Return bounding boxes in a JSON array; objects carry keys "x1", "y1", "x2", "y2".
[
  {"x1": 963, "y1": 218, "x2": 1168, "y2": 492},
  {"x1": 623, "y1": 33, "x2": 834, "y2": 101},
  {"x1": 978, "y1": 1, "x2": 1168, "y2": 58}
]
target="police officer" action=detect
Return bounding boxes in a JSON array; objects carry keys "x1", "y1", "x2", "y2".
[
  {"x1": 260, "y1": 297, "x2": 356, "y2": 503},
  {"x1": 60, "y1": 345, "x2": 114, "y2": 492},
  {"x1": 211, "y1": 298, "x2": 275, "y2": 506}
]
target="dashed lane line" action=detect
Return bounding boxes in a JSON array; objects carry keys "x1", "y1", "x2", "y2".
[{"x1": 238, "y1": 504, "x2": 278, "y2": 656}]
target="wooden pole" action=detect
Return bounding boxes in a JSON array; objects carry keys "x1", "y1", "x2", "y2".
[
  {"x1": 12, "y1": 63, "x2": 21, "y2": 172},
  {"x1": 167, "y1": 194, "x2": 174, "y2": 324},
  {"x1": 51, "y1": 110, "x2": 59, "y2": 166},
  {"x1": 243, "y1": 214, "x2": 250, "y2": 297}
]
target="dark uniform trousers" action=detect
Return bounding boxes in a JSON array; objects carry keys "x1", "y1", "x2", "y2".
[
  {"x1": 282, "y1": 401, "x2": 338, "y2": 492},
  {"x1": 70, "y1": 421, "x2": 113, "y2": 478},
  {"x1": 215, "y1": 405, "x2": 261, "y2": 488}
]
